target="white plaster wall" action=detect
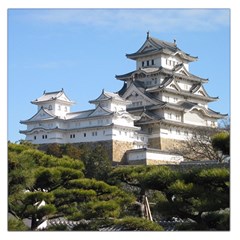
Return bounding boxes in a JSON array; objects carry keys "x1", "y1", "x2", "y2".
[
  {"x1": 128, "y1": 150, "x2": 146, "y2": 161},
  {"x1": 127, "y1": 150, "x2": 183, "y2": 162},
  {"x1": 184, "y1": 111, "x2": 206, "y2": 126},
  {"x1": 112, "y1": 116, "x2": 135, "y2": 127},
  {"x1": 159, "y1": 126, "x2": 194, "y2": 141},
  {"x1": 177, "y1": 81, "x2": 192, "y2": 91},
  {"x1": 136, "y1": 56, "x2": 161, "y2": 69},
  {"x1": 146, "y1": 151, "x2": 183, "y2": 162}
]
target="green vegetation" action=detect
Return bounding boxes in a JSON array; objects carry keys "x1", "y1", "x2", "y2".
[{"x1": 8, "y1": 142, "x2": 229, "y2": 231}]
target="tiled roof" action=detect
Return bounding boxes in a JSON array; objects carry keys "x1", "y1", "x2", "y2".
[
  {"x1": 37, "y1": 216, "x2": 190, "y2": 231},
  {"x1": 20, "y1": 107, "x2": 57, "y2": 124},
  {"x1": 31, "y1": 89, "x2": 74, "y2": 104},
  {"x1": 126, "y1": 35, "x2": 198, "y2": 62},
  {"x1": 89, "y1": 90, "x2": 127, "y2": 104},
  {"x1": 116, "y1": 67, "x2": 208, "y2": 83}
]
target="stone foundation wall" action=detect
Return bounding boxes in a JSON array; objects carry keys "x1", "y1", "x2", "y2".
[
  {"x1": 160, "y1": 138, "x2": 185, "y2": 151},
  {"x1": 112, "y1": 140, "x2": 135, "y2": 164},
  {"x1": 148, "y1": 137, "x2": 161, "y2": 149}
]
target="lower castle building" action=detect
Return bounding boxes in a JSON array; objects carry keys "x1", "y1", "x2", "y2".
[{"x1": 20, "y1": 34, "x2": 226, "y2": 165}]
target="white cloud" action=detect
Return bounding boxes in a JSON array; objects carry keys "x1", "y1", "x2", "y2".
[{"x1": 23, "y1": 9, "x2": 229, "y2": 32}]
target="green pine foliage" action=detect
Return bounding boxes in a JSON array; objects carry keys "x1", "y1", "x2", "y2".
[
  {"x1": 8, "y1": 142, "x2": 229, "y2": 231},
  {"x1": 8, "y1": 142, "x2": 135, "y2": 230},
  {"x1": 211, "y1": 131, "x2": 230, "y2": 155}
]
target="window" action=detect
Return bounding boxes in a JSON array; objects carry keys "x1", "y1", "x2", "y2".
[
  {"x1": 48, "y1": 105, "x2": 52, "y2": 110},
  {"x1": 151, "y1": 59, "x2": 154, "y2": 65},
  {"x1": 142, "y1": 61, "x2": 144, "y2": 67},
  {"x1": 173, "y1": 97, "x2": 178, "y2": 103},
  {"x1": 176, "y1": 130, "x2": 180, "y2": 135},
  {"x1": 147, "y1": 60, "x2": 149, "y2": 66},
  {"x1": 70, "y1": 134, "x2": 75, "y2": 138},
  {"x1": 148, "y1": 128, "x2": 153, "y2": 134},
  {"x1": 45, "y1": 135, "x2": 47, "y2": 139},
  {"x1": 84, "y1": 133, "x2": 86, "y2": 137},
  {"x1": 92, "y1": 131, "x2": 97, "y2": 136},
  {"x1": 34, "y1": 136, "x2": 36, "y2": 140},
  {"x1": 42, "y1": 135, "x2": 47, "y2": 139},
  {"x1": 176, "y1": 115, "x2": 180, "y2": 121}
]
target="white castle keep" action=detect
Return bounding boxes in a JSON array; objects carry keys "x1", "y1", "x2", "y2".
[{"x1": 20, "y1": 33, "x2": 226, "y2": 165}]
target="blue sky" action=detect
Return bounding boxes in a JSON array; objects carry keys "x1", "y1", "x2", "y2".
[{"x1": 8, "y1": 9, "x2": 230, "y2": 142}]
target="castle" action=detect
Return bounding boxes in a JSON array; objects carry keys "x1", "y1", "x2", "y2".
[{"x1": 20, "y1": 33, "x2": 226, "y2": 165}]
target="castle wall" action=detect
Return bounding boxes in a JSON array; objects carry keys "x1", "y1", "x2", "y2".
[
  {"x1": 73, "y1": 140, "x2": 135, "y2": 165},
  {"x1": 148, "y1": 137, "x2": 161, "y2": 149},
  {"x1": 112, "y1": 140, "x2": 135, "y2": 164},
  {"x1": 160, "y1": 137, "x2": 185, "y2": 151}
]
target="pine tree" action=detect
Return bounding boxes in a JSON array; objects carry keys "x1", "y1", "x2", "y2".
[{"x1": 8, "y1": 142, "x2": 134, "y2": 230}]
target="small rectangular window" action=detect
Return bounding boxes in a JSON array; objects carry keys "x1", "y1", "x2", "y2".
[
  {"x1": 151, "y1": 59, "x2": 154, "y2": 65},
  {"x1": 142, "y1": 61, "x2": 144, "y2": 67},
  {"x1": 147, "y1": 60, "x2": 149, "y2": 66},
  {"x1": 84, "y1": 133, "x2": 86, "y2": 137},
  {"x1": 45, "y1": 135, "x2": 47, "y2": 139},
  {"x1": 34, "y1": 136, "x2": 36, "y2": 140},
  {"x1": 148, "y1": 128, "x2": 153, "y2": 134}
]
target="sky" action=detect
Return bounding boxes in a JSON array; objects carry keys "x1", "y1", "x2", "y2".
[{"x1": 8, "y1": 8, "x2": 230, "y2": 142}]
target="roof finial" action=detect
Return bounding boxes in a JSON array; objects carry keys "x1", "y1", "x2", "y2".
[
  {"x1": 43, "y1": 90, "x2": 46, "y2": 94},
  {"x1": 147, "y1": 31, "x2": 150, "y2": 39},
  {"x1": 173, "y1": 39, "x2": 177, "y2": 45}
]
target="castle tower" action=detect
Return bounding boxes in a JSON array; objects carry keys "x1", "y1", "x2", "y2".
[{"x1": 116, "y1": 33, "x2": 227, "y2": 150}]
